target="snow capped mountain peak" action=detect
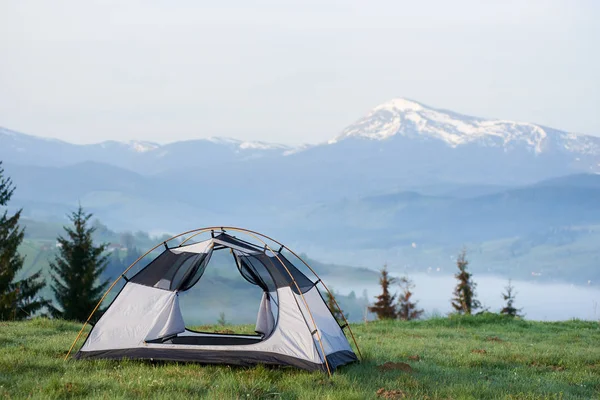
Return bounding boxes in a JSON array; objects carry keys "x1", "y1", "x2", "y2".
[
  {"x1": 373, "y1": 98, "x2": 425, "y2": 112},
  {"x1": 330, "y1": 98, "x2": 558, "y2": 154},
  {"x1": 330, "y1": 98, "x2": 431, "y2": 144}
]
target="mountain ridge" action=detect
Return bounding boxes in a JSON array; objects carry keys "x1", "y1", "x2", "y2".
[
  {"x1": 3, "y1": 98, "x2": 599, "y2": 155},
  {"x1": 0, "y1": 126, "x2": 292, "y2": 155},
  {"x1": 2, "y1": 98, "x2": 600, "y2": 195}
]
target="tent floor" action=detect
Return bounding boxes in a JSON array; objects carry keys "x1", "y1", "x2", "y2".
[{"x1": 148, "y1": 334, "x2": 263, "y2": 346}]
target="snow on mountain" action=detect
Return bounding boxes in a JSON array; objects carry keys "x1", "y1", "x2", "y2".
[
  {"x1": 128, "y1": 141, "x2": 160, "y2": 153},
  {"x1": 238, "y1": 141, "x2": 289, "y2": 150},
  {"x1": 2, "y1": 99, "x2": 599, "y2": 178},
  {"x1": 205, "y1": 137, "x2": 242, "y2": 146},
  {"x1": 283, "y1": 144, "x2": 314, "y2": 156},
  {"x1": 330, "y1": 98, "x2": 600, "y2": 156},
  {"x1": 559, "y1": 132, "x2": 600, "y2": 156},
  {"x1": 206, "y1": 136, "x2": 290, "y2": 151},
  {"x1": 0, "y1": 127, "x2": 296, "y2": 171},
  {"x1": 97, "y1": 140, "x2": 160, "y2": 153}
]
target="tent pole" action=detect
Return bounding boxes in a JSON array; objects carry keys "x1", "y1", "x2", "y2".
[{"x1": 178, "y1": 229, "x2": 214, "y2": 246}]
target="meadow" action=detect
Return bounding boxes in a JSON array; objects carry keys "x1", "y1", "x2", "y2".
[{"x1": 0, "y1": 314, "x2": 598, "y2": 399}]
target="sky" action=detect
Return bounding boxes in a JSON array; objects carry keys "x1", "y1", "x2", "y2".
[{"x1": 0, "y1": 0, "x2": 598, "y2": 145}]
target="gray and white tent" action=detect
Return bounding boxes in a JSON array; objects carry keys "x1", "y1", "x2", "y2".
[{"x1": 68, "y1": 228, "x2": 360, "y2": 374}]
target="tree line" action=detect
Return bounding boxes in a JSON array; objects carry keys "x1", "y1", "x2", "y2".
[
  {"x1": 363, "y1": 249, "x2": 522, "y2": 321},
  {"x1": 0, "y1": 162, "x2": 114, "y2": 322}
]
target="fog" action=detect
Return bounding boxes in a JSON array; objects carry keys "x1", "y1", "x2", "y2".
[{"x1": 334, "y1": 274, "x2": 600, "y2": 321}]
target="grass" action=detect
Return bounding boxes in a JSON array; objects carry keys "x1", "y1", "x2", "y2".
[{"x1": 0, "y1": 314, "x2": 599, "y2": 399}]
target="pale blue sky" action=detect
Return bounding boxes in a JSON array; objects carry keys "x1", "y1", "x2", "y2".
[{"x1": 0, "y1": 0, "x2": 598, "y2": 145}]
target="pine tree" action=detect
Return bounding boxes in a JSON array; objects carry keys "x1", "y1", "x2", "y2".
[
  {"x1": 324, "y1": 287, "x2": 347, "y2": 325},
  {"x1": 397, "y1": 276, "x2": 424, "y2": 320},
  {"x1": 368, "y1": 264, "x2": 398, "y2": 320},
  {"x1": 500, "y1": 279, "x2": 522, "y2": 317},
  {"x1": 0, "y1": 162, "x2": 48, "y2": 320},
  {"x1": 451, "y1": 250, "x2": 480, "y2": 315},
  {"x1": 217, "y1": 311, "x2": 227, "y2": 326},
  {"x1": 49, "y1": 206, "x2": 110, "y2": 322}
]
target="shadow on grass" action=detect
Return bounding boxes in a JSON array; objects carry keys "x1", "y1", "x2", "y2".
[{"x1": 131, "y1": 358, "x2": 300, "y2": 372}]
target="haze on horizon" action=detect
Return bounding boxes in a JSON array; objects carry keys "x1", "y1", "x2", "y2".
[{"x1": 1, "y1": 0, "x2": 598, "y2": 146}]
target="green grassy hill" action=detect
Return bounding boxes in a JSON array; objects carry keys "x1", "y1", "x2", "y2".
[{"x1": 1, "y1": 315, "x2": 598, "y2": 399}]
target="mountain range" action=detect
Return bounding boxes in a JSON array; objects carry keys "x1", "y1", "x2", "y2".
[
  {"x1": 3, "y1": 98, "x2": 599, "y2": 178},
  {"x1": 2, "y1": 98, "x2": 599, "y2": 284}
]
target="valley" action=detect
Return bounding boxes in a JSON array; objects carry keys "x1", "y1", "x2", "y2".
[{"x1": 3, "y1": 98, "x2": 600, "y2": 319}]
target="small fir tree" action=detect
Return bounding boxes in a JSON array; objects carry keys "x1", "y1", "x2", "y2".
[
  {"x1": 0, "y1": 162, "x2": 48, "y2": 320},
  {"x1": 451, "y1": 250, "x2": 480, "y2": 315},
  {"x1": 325, "y1": 287, "x2": 347, "y2": 325},
  {"x1": 500, "y1": 279, "x2": 522, "y2": 317},
  {"x1": 369, "y1": 264, "x2": 398, "y2": 320},
  {"x1": 217, "y1": 311, "x2": 227, "y2": 326},
  {"x1": 397, "y1": 276, "x2": 424, "y2": 321},
  {"x1": 49, "y1": 206, "x2": 110, "y2": 322}
]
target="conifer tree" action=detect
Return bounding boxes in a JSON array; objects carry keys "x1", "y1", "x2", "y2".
[
  {"x1": 0, "y1": 162, "x2": 48, "y2": 320},
  {"x1": 324, "y1": 287, "x2": 347, "y2": 325},
  {"x1": 397, "y1": 276, "x2": 424, "y2": 320},
  {"x1": 368, "y1": 264, "x2": 398, "y2": 320},
  {"x1": 500, "y1": 279, "x2": 522, "y2": 317},
  {"x1": 49, "y1": 206, "x2": 109, "y2": 322},
  {"x1": 451, "y1": 250, "x2": 480, "y2": 315}
]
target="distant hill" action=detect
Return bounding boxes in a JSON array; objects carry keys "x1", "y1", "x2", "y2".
[
  {"x1": 295, "y1": 173, "x2": 600, "y2": 243},
  {"x1": 3, "y1": 98, "x2": 600, "y2": 284}
]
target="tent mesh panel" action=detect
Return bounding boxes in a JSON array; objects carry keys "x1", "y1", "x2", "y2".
[{"x1": 129, "y1": 234, "x2": 314, "y2": 294}]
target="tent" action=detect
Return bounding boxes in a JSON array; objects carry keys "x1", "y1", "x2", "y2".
[{"x1": 66, "y1": 227, "x2": 361, "y2": 374}]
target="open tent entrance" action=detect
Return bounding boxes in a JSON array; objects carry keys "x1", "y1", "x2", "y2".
[
  {"x1": 73, "y1": 228, "x2": 360, "y2": 373},
  {"x1": 129, "y1": 233, "x2": 284, "y2": 346},
  {"x1": 175, "y1": 252, "x2": 270, "y2": 338}
]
